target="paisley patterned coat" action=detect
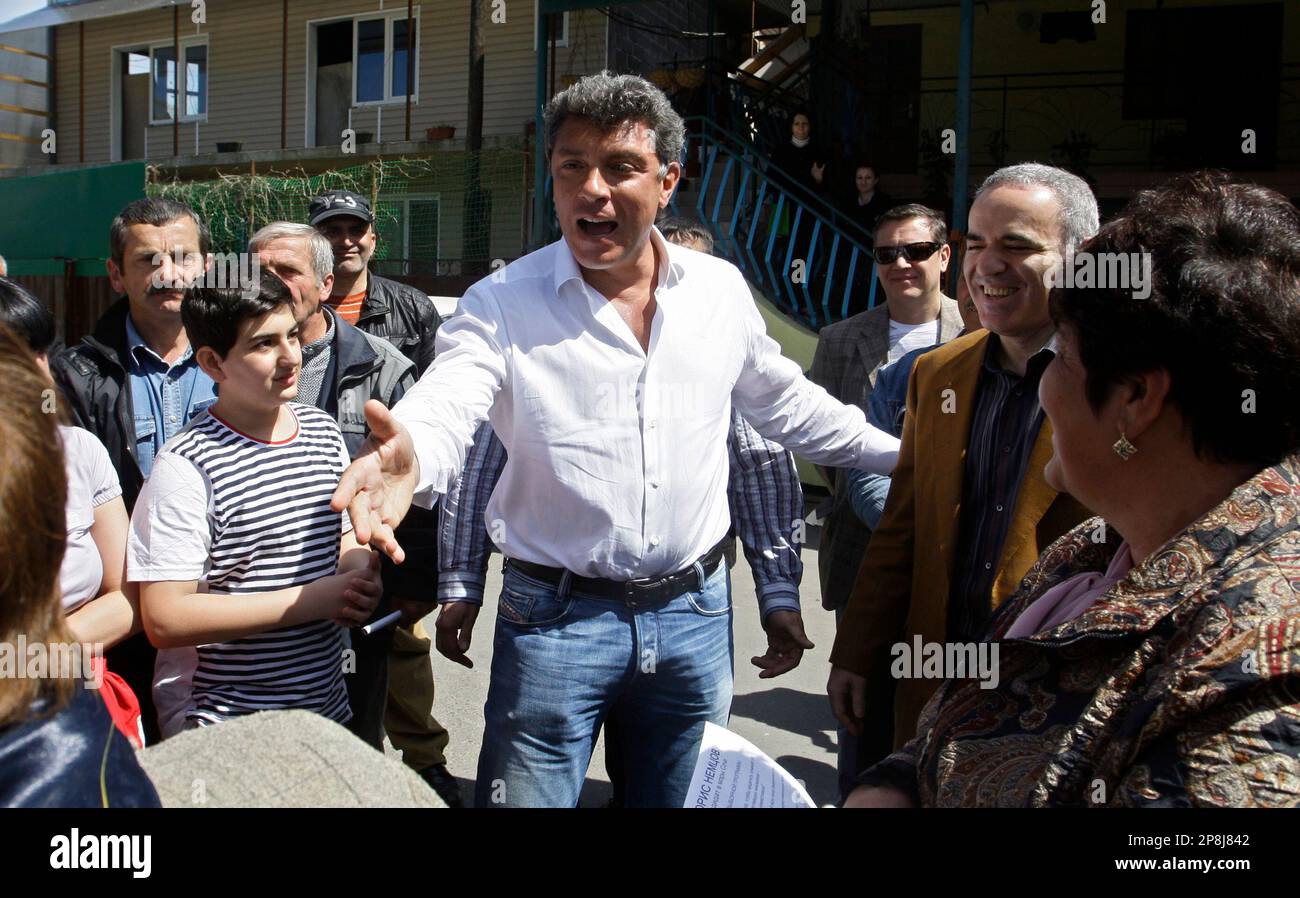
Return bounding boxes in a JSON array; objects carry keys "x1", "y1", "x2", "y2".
[{"x1": 858, "y1": 456, "x2": 1300, "y2": 807}]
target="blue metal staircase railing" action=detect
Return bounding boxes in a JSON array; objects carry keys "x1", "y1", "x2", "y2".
[
  {"x1": 672, "y1": 116, "x2": 879, "y2": 330},
  {"x1": 718, "y1": 68, "x2": 810, "y2": 163}
]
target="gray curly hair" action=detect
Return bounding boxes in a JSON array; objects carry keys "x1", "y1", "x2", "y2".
[
  {"x1": 974, "y1": 162, "x2": 1100, "y2": 252},
  {"x1": 543, "y1": 71, "x2": 684, "y2": 179}
]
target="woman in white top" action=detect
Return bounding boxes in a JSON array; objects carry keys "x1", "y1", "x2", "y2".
[{"x1": 0, "y1": 279, "x2": 140, "y2": 648}]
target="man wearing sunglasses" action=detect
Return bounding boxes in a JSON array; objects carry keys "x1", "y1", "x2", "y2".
[
  {"x1": 809, "y1": 203, "x2": 963, "y2": 796},
  {"x1": 827, "y1": 164, "x2": 1099, "y2": 793}
]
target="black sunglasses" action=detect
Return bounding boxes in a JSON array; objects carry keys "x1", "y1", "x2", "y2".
[{"x1": 872, "y1": 241, "x2": 943, "y2": 265}]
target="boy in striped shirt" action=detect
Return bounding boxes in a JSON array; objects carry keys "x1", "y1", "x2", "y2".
[{"x1": 128, "y1": 274, "x2": 382, "y2": 734}]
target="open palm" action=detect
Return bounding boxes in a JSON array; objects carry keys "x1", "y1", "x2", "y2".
[{"x1": 331, "y1": 399, "x2": 419, "y2": 563}]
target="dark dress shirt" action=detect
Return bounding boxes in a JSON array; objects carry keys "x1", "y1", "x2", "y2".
[{"x1": 948, "y1": 334, "x2": 1056, "y2": 640}]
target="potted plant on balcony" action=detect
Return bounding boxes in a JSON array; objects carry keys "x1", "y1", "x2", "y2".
[{"x1": 426, "y1": 123, "x2": 456, "y2": 140}]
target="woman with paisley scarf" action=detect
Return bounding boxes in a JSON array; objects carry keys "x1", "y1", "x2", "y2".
[{"x1": 845, "y1": 171, "x2": 1300, "y2": 808}]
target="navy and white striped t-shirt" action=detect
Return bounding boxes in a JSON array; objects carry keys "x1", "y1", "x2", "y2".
[{"x1": 128, "y1": 403, "x2": 353, "y2": 727}]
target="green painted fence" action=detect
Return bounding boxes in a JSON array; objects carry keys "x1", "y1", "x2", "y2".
[{"x1": 0, "y1": 162, "x2": 145, "y2": 276}]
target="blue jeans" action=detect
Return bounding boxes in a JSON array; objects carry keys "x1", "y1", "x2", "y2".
[{"x1": 474, "y1": 560, "x2": 734, "y2": 808}]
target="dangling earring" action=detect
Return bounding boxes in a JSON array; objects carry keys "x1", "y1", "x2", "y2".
[{"x1": 1112, "y1": 432, "x2": 1137, "y2": 461}]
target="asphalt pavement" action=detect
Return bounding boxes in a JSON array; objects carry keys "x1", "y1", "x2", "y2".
[{"x1": 387, "y1": 522, "x2": 844, "y2": 807}]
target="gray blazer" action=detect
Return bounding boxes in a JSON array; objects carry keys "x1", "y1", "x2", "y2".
[{"x1": 809, "y1": 297, "x2": 964, "y2": 611}]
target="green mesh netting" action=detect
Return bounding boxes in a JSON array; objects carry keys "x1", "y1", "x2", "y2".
[{"x1": 147, "y1": 148, "x2": 528, "y2": 276}]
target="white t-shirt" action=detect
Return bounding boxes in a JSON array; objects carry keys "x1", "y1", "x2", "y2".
[
  {"x1": 887, "y1": 317, "x2": 942, "y2": 364},
  {"x1": 60, "y1": 426, "x2": 123, "y2": 612}
]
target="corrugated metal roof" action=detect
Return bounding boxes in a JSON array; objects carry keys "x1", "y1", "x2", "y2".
[{"x1": 0, "y1": 0, "x2": 181, "y2": 34}]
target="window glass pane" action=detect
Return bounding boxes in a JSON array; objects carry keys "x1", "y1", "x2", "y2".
[
  {"x1": 356, "y1": 18, "x2": 385, "y2": 102},
  {"x1": 184, "y1": 44, "x2": 207, "y2": 117},
  {"x1": 152, "y1": 45, "x2": 176, "y2": 121},
  {"x1": 391, "y1": 17, "x2": 417, "y2": 98},
  {"x1": 127, "y1": 51, "x2": 150, "y2": 76}
]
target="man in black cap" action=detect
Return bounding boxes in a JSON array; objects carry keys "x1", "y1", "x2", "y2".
[
  {"x1": 308, "y1": 190, "x2": 442, "y2": 373},
  {"x1": 308, "y1": 189, "x2": 458, "y2": 805}
]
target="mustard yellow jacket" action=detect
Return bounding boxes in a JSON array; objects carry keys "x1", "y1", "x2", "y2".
[{"x1": 830, "y1": 330, "x2": 1090, "y2": 753}]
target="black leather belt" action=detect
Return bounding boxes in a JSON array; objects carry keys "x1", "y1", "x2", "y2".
[{"x1": 506, "y1": 537, "x2": 729, "y2": 608}]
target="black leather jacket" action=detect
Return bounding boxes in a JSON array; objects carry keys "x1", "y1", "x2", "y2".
[
  {"x1": 49, "y1": 299, "x2": 147, "y2": 511},
  {"x1": 356, "y1": 274, "x2": 443, "y2": 376},
  {"x1": 350, "y1": 277, "x2": 444, "y2": 602},
  {"x1": 0, "y1": 686, "x2": 160, "y2": 808}
]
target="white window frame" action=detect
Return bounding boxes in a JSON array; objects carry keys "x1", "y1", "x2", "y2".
[
  {"x1": 146, "y1": 36, "x2": 209, "y2": 125},
  {"x1": 533, "y1": 2, "x2": 570, "y2": 50},
  {"x1": 352, "y1": 7, "x2": 421, "y2": 108},
  {"x1": 397, "y1": 193, "x2": 442, "y2": 261}
]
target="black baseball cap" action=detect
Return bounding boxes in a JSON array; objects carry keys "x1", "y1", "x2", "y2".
[{"x1": 309, "y1": 190, "x2": 374, "y2": 226}]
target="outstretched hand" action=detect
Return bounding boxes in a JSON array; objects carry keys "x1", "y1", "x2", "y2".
[
  {"x1": 331, "y1": 399, "x2": 419, "y2": 563},
  {"x1": 751, "y1": 610, "x2": 815, "y2": 679}
]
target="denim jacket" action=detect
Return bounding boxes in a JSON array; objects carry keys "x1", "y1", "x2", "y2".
[{"x1": 843, "y1": 344, "x2": 935, "y2": 529}]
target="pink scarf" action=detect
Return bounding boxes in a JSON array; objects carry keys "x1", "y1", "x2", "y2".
[{"x1": 1005, "y1": 541, "x2": 1134, "y2": 638}]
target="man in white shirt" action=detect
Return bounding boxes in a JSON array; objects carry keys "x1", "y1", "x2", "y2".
[{"x1": 332, "y1": 72, "x2": 899, "y2": 807}]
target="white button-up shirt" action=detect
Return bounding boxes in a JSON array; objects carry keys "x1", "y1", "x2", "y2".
[{"x1": 393, "y1": 228, "x2": 899, "y2": 580}]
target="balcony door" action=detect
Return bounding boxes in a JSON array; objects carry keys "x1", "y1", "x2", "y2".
[
  {"x1": 114, "y1": 47, "x2": 150, "y2": 160},
  {"x1": 312, "y1": 20, "x2": 354, "y2": 148}
]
